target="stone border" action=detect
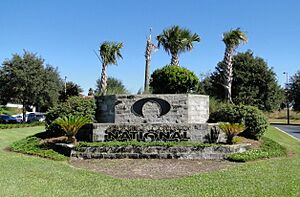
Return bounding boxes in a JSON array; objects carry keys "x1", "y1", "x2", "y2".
[{"x1": 70, "y1": 144, "x2": 251, "y2": 160}]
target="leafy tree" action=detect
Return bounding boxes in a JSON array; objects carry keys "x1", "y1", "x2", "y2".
[
  {"x1": 157, "y1": 25, "x2": 200, "y2": 66},
  {"x1": 98, "y1": 41, "x2": 123, "y2": 95},
  {"x1": 37, "y1": 65, "x2": 63, "y2": 111},
  {"x1": 59, "y1": 81, "x2": 83, "y2": 102},
  {"x1": 150, "y1": 65, "x2": 199, "y2": 94},
  {"x1": 288, "y1": 71, "x2": 300, "y2": 111},
  {"x1": 221, "y1": 28, "x2": 247, "y2": 103},
  {"x1": 96, "y1": 77, "x2": 128, "y2": 95},
  {"x1": 204, "y1": 51, "x2": 284, "y2": 111},
  {"x1": 0, "y1": 51, "x2": 62, "y2": 120}
]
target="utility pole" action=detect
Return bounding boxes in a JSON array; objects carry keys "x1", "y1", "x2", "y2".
[
  {"x1": 64, "y1": 76, "x2": 67, "y2": 95},
  {"x1": 283, "y1": 72, "x2": 290, "y2": 125}
]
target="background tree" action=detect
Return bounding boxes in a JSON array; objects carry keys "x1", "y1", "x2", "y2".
[
  {"x1": 37, "y1": 65, "x2": 63, "y2": 111},
  {"x1": 59, "y1": 81, "x2": 83, "y2": 102},
  {"x1": 98, "y1": 41, "x2": 123, "y2": 95},
  {"x1": 88, "y1": 88, "x2": 94, "y2": 96},
  {"x1": 96, "y1": 77, "x2": 128, "y2": 95},
  {"x1": 221, "y1": 28, "x2": 247, "y2": 103},
  {"x1": 203, "y1": 51, "x2": 284, "y2": 111},
  {"x1": 0, "y1": 51, "x2": 62, "y2": 120},
  {"x1": 150, "y1": 65, "x2": 199, "y2": 94},
  {"x1": 157, "y1": 25, "x2": 200, "y2": 66},
  {"x1": 288, "y1": 71, "x2": 300, "y2": 111}
]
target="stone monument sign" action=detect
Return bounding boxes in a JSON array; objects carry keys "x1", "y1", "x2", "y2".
[{"x1": 93, "y1": 94, "x2": 211, "y2": 142}]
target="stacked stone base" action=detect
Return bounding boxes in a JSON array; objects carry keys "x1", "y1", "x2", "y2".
[
  {"x1": 93, "y1": 123, "x2": 221, "y2": 143},
  {"x1": 71, "y1": 144, "x2": 250, "y2": 160}
]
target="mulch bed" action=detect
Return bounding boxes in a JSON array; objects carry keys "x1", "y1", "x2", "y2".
[{"x1": 69, "y1": 159, "x2": 239, "y2": 179}]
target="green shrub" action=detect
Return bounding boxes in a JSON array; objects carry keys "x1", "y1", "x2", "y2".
[
  {"x1": 54, "y1": 116, "x2": 91, "y2": 143},
  {"x1": 240, "y1": 105, "x2": 269, "y2": 139},
  {"x1": 0, "y1": 122, "x2": 44, "y2": 130},
  {"x1": 209, "y1": 104, "x2": 268, "y2": 139},
  {"x1": 10, "y1": 136, "x2": 67, "y2": 161},
  {"x1": 45, "y1": 96, "x2": 96, "y2": 132},
  {"x1": 208, "y1": 103, "x2": 244, "y2": 123},
  {"x1": 150, "y1": 65, "x2": 199, "y2": 94},
  {"x1": 219, "y1": 123, "x2": 245, "y2": 144},
  {"x1": 209, "y1": 98, "x2": 226, "y2": 115},
  {"x1": 227, "y1": 137, "x2": 287, "y2": 162}
]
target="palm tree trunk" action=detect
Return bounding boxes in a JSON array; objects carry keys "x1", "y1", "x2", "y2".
[
  {"x1": 100, "y1": 63, "x2": 107, "y2": 95},
  {"x1": 223, "y1": 47, "x2": 234, "y2": 103},
  {"x1": 144, "y1": 39, "x2": 152, "y2": 93},
  {"x1": 171, "y1": 52, "x2": 179, "y2": 66}
]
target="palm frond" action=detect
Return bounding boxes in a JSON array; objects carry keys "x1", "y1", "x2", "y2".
[
  {"x1": 223, "y1": 28, "x2": 248, "y2": 48},
  {"x1": 53, "y1": 115, "x2": 91, "y2": 137},
  {"x1": 156, "y1": 25, "x2": 200, "y2": 55}
]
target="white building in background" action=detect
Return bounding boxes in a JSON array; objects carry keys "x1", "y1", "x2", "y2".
[{"x1": 5, "y1": 103, "x2": 36, "y2": 112}]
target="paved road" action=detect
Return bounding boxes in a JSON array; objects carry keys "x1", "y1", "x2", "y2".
[{"x1": 273, "y1": 124, "x2": 300, "y2": 140}]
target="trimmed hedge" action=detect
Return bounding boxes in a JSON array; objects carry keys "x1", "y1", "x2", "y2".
[
  {"x1": 209, "y1": 104, "x2": 269, "y2": 139},
  {"x1": 150, "y1": 65, "x2": 200, "y2": 94},
  {"x1": 45, "y1": 96, "x2": 96, "y2": 132},
  {"x1": 227, "y1": 137, "x2": 287, "y2": 162},
  {"x1": 0, "y1": 122, "x2": 44, "y2": 130}
]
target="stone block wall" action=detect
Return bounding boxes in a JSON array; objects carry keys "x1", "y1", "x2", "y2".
[
  {"x1": 93, "y1": 123, "x2": 209, "y2": 142},
  {"x1": 95, "y1": 94, "x2": 209, "y2": 124},
  {"x1": 71, "y1": 144, "x2": 250, "y2": 160}
]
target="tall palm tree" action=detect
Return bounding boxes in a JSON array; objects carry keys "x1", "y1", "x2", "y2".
[
  {"x1": 144, "y1": 28, "x2": 157, "y2": 93},
  {"x1": 99, "y1": 41, "x2": 123, "y2": 95},
  {"x1": 222, "y1": 28, "x2": 247, "y2": 103},
  {"x1": 157, "y1": 25, "x2": 200, "y2": 66}
]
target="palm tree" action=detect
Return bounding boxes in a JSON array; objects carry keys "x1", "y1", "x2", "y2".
[
  {"x1": 157, "y1": 25, "x2": 200, "y2": 66},
  {"x1": 54, "y1": 115, "x2": 91, "y2": 144},
  {"x1": 144, "y1": 28, "x2": 157, "y2": 93},
  {"x1": 222, "y1": 28, "x2": 247, "y2": 103},
  {"x1": 98, "y1": 41, "x2": 123, "y2": 95}
]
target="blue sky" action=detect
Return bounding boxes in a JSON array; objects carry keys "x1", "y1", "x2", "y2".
[{"x1": 1, "y1": 0, "x2": 299, "y2": 94}]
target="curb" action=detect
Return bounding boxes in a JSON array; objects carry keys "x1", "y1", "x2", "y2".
[{"x1": 273, "y1": 127, "x2": 300, "y2": 142}]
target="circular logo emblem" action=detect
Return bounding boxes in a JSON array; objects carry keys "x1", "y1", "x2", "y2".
[{"x1": 131, "y1": 98, "x2": 171, "y2": 117}]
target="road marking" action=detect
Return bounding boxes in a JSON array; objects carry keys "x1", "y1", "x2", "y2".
[{"x1": 274, "y1": 127, "x2": 300, "y2": 141}]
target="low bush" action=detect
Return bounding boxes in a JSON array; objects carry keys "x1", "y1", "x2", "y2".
[
  {"x1": 227, "y1": 137, "x2": 287, "y2": 162},
  {"x1": 0, "y1": 122, "x2": 44, "y2": 130},
  {"x1": 240, "y1": 105, "x2": 269, "y2": 139},
  {"x1": 150, "y1": 65, "x2": 199, "y2": 94},
  {"x1": 219, "y1": 123, "x2": 245, "y2": 144},
  {"x1": 10, "y1": 136, "x2": 67, "y2": 161},
  {"x1": 209, "y1": 104, "x2": 268, "y2": 139},
  {"x1": 45, "y1": 96, "x2": 96, "y2": 133},
  {"x1": 209, "y1": 98, "x2": 226, "y2": 115},
  {"x1": 54, "y1": 115, "x2": 91, "y2": 144}
]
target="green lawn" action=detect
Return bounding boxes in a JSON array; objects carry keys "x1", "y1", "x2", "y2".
[{"x1": 0, "y1": 126, "x2": 299, "y2": 197}]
